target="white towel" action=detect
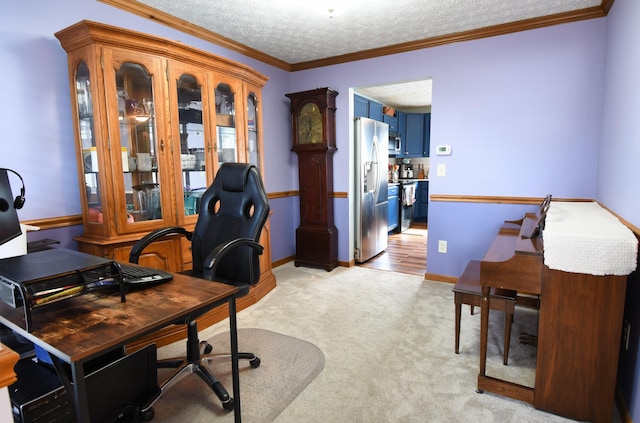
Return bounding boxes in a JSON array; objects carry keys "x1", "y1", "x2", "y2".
[
  {"x1": 542, "y1": 202, "x2": 638, "y2": 276},
  {"x1": 403, "y1": 184, "x2": 416, "y2": 206}
]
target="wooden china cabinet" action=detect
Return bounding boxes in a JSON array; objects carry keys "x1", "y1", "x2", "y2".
[{"x1": 55, "y1": 21, "x2": 275, "y2": 345}]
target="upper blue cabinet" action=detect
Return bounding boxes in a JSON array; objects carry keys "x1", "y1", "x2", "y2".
[
  {"x1": 383, "y1": 113, "x2": 398, "y2": 133},
  {"x1": 354, "y1": 94, "x2": 369, "y2": 118},
  {"x1": 368, "y1": 100, "x2": 383, "y2": 121},
  {"x1": 403, "y1": 113, "x2": 430, "y2": 157},
  {"x1": 425, "y1": 113, "x2": 431, "y2": 156},
  {"x1": 397, "y1": 111, "x2": 406, "y2": 146},
  {"x1": 354, "y1": 94, "x2": 430, "y2": 157},
  {"x1": 354, "y1": 94, "x2": 383, "y2": 121}
]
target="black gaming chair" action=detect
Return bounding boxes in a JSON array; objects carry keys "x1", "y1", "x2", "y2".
[{"x1": 128, "y1": 162, "x2": 270, "y2": 412}]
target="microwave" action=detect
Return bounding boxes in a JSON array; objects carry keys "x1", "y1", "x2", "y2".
[{"x1": 388, "y1": 133, "x2": 401, "y2": 156}]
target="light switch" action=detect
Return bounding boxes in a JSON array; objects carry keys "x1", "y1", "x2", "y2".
[{"x1": 437, "y1": 163, "x2": 446, "y2": 177}]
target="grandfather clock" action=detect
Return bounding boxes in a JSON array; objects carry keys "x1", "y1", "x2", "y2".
[{"x1": 286, "y1": 87, "x2": 338, "y2": 271}]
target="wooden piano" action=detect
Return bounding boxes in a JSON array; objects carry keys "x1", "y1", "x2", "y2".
[{"x1": 477, "y1": 200, "x2": 637, "y2": 423}]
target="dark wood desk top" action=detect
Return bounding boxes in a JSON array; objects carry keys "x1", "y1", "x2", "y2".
[{"x1": 0, "y1": 273, "x2": 238, "y2": 363}]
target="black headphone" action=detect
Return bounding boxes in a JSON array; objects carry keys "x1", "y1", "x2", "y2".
[{"x1": 0, "y1": 168, "x2": 25, "y2": 210}]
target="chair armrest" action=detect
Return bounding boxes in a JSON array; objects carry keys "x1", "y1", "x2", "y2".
[
  {"x1": 129, "y1": 226, "x2": 192, "y2": 263},
  {"x1": 202, "y1": 238, "x2": 264, "y2": 280}
]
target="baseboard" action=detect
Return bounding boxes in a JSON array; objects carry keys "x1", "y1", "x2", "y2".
[
  {"x1": 272, "y1": 255, "x2": 295, "y2": 268},
  {"x1": 425, "y1": 273, "x2": 457, "y2": 283},
  {"x1": 273, "y1": 255, "x2": 356, "y2": 269}
]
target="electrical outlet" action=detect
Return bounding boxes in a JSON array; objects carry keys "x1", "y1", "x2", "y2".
[
  {"x1": 438, "y1": 240, "x2": 447, "y2": 253},
  {"x1": 623, "y1": 320, "x2": 631, "y2": 350}
]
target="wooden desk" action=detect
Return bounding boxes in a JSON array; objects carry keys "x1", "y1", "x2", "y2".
[{"x1": 0, "y1": 272, "x2": 242, "y2": 423}]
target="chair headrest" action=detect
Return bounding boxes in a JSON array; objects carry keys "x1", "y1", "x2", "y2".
[{"x1": 220, "y1": 163, "x2": 250, "y2": 192}]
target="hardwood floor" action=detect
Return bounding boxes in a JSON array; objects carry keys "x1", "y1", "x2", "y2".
[{"x1": 358, "y1": 226, "x2": 427, "y2": 277}]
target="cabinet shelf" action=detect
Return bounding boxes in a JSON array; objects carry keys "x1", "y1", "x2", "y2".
[{"x1": 216, "y1": 114, "x2": 235, "y2": 127}]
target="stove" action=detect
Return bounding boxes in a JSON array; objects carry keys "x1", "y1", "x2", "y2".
[{"x1": 399, "y1": 180, "x2": 417, "y2": 232}]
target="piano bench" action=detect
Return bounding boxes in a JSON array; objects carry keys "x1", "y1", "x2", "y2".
[{"x1": 453, "y1": 260, "x2": 517, "y2": 365}]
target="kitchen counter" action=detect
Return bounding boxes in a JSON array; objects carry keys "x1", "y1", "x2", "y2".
[{"x1": 389, "y1": 178, "x2": 429, "y2": 183}]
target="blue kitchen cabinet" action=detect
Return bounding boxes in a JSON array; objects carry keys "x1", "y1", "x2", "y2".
[
  {"x1": 354, "y1": 94, "x2": 368, "y2": 118},
  {"x1": 354, "y1": 94, "x2": 384, "y2": 121},
  {"x1": 403, "y1": 113, "x2": 425, "y2": 157},
  {"x1": 383, "y1": 113, "x2": 398, "y2": 133},
  {"x1": 397, "y1": 111, "x2": 406, "y2": 155},
  {"x1": 413, "y1": 181, "x2": 429, "y2": 223},
  {"x1": 368, "y1": 100, "x2": 383, "y2": 121},
  {"x1": 402, "y1": 113, "x2": 431, "y2": 157},
  {"x1": 388, "y1": 183, "x2": 400, "y2": 232},
  {"x1": 423, "y1": 113, "x2": 431, "y2": 156}
]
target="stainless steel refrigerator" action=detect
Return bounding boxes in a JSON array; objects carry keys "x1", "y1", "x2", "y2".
[{"x1": 355, "y1": 117, "x2": 389, "y2": 263}]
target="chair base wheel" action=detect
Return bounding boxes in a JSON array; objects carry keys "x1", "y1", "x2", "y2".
[
  {"x1": 222, "y1": 398, "x2": 235, "y2": 411},
  {"x1": 141, "y1": 407, "x2": 155, "y2": 421}
]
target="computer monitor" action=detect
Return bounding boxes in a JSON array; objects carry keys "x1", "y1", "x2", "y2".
[{"x1": 0, "y1": 168, "x2": 22, "y2": 246}]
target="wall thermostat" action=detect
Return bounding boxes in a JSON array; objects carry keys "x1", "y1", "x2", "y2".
[{"x1": 436, "y1": 145, "x2": 452, "y2": 155}]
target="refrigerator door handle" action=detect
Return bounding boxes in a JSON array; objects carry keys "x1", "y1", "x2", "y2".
[
  {"x1": 363, "y1": 162, "x2": 372, "y2": 193},
  {"x1": 370, "y1": 136, "x2": 380, "y2": 197}
]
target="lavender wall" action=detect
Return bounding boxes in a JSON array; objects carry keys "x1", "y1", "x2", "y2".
[
  {"x1": 599, "y1": 0, "x2": 640, "y2": 419},
  {"x1": 598, "y1": 0, "x2": 640, "y2": 226},
  {"x1": 290, "y1": 18, "x2": 606, "y2": 275},
  {"x1": 0, "y1": 0, "x2": 295, "y2": 252},
  {"x1": 0, "y1": 2, "x2": 613, "y2": 275},
  {"x1": 427, "y1": 21, "x2": 605, "y2": 276}
]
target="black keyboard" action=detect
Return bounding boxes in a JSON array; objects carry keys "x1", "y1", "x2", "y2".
[{"x1": 120, "y1": 264, "x2": 174, "y2": 285}]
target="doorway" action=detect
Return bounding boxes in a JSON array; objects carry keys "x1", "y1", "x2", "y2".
[
  {"x1": 358, "y1": 228, "x2": 427, "y2": 277},
  {"x1": 353, "y1": 78, "x2": 431, "y2": 277}
]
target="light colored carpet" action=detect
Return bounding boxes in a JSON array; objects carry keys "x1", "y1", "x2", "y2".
[
  {"x1": 151, "y1": 328, "x2": 325, "y2": 422},
  {"x1": 150, "y1": 263, "x2": 621, "y2": 422}
]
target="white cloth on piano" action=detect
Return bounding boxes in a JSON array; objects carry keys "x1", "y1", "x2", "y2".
[{"x1": 542, "y1": 201, "x2": 638, "y2": 276}]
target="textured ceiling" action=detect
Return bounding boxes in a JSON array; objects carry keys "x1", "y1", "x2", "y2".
[
  {"x1": 127, "y1": 0, "x2": 603, "y2": 108},
  {"x1": 138, "y1": 0, "x2": 601, "y2": 64},
  {"x1": 356, "y1": 80, "x2": 434, "y2": 111}
]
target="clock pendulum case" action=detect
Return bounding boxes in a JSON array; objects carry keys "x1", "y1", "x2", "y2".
[{"x1": 285, "y1": 87, "x2": 339, "y2": 271}]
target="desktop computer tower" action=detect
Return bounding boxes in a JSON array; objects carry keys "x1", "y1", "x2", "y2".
[
  {"x1": 9, "y1": 344, "x2": 158, "y2": 423},
  {"x1": 9, "y1": 357, "x2": 73, "y2": 423}
]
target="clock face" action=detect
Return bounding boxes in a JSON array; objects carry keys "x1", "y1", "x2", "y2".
[{"x1": 298, "y1": 103, "x2": 323, "y2": 144}]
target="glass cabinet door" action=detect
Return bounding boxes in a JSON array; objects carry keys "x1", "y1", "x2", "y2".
[
  {"x1": 247, "y1": 91, "x2": 260, "y2": 168},
  {"x1": 175, "y1": 72, "x2": 209, "y2": 217},
  {"x1": 114, "y1": 59, "x2": 162, "y2": 225},
  {"x1": 215, "y1": 82, "x2": 238, "y2": 165},
  {"x1": 76, "y1": 61, "x2": 101, "y2": 223}
]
